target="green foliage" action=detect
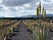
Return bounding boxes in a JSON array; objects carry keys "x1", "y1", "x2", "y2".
[
  {"x1": 33, "y1": 24, "x2": 49, "y2": 40},
  {"x1": 28, "y1": 25, "x2": 33, "y2": 31}
]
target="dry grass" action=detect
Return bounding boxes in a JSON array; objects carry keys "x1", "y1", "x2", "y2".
[
  {"x1": 0, "y1": 19, "x2": 20, "y2": 40},
  {"x1": 23, "y1": 20, "x2": 53, "y2": 28},
  {"x1": 23, "y1": 20, "x2": 53, "y2": 40},
  {"x1": 0, "y1": 19, "x2": 17, "y2": 28}
]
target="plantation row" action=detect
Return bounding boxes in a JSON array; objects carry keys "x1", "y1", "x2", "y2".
[
  {"x1": 0, "y1": 19, "x2": 18, "y2": 28},
  {"x1": 0, "y1": 19, "x2": 20, "y2": 40},
  {"x1": 23, "y1": 20, "x2": 53, "y2": 30},
  {"x1": 23, "y1": 20, "x2": 53, "y2": 40}
]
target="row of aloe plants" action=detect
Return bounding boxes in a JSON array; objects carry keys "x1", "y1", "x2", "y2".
[
  {"x1": 23, "y1": 20, "x2": 52, "y2": 40},
  {"x1": 32, "y1": 23, "x2": 49, "y2": 40},
  {"x1": 0, "y1": 20, "x2": 20, "y2": 40}
]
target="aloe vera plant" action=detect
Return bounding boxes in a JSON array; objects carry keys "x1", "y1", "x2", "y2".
[{"x1": 33, "y1": 23, "x2": 49, "y2": 40}]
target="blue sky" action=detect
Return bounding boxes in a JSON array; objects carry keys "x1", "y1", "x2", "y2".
[{"x1": 0, "y1": 0, "x2": 53, "y2": 17}]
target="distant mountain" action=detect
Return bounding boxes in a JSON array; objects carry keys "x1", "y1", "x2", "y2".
[
  {"x1": 20, "y1": 14, "x2": 53, "y2": 18},
  {"x1": 0, "y1": 14, "x2": 53, "y2": 18},
  {"x1": 46, "y1": 14, "x2": 53, "y2": 17},
  {"x1": 0, "y1": 16, "x2": 5, "y2": 18}
]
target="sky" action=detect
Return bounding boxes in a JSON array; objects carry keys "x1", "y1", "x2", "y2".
[{"x1": 0, "y1": 0, "x2": 53, "y2": 17}]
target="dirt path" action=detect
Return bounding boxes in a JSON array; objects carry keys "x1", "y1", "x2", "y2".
[{"x1": 6, "y1": 21, "x2": 35, "y2": 40}]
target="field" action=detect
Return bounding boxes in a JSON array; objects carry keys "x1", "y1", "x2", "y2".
[
  {"x1": 0, "y1": 19, "x2": 20, "y2": 40},
  {"x1": 23, "y1": 19, "x2": 53, "y2": 40},
  {"x1": 0, "y1": 19, "x2": 53, "y2": 40}
]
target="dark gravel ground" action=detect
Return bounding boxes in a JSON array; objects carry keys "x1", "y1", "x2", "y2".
[
  {"x1": 6, "y1": 21, "x2": 35, "y2": 40},
  {"x1": 47, "y1": 30, "x2": 53, "y2": 40}
]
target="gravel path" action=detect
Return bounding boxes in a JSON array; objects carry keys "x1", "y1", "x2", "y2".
[
  {"x1": 47, "y1": 29, "x2": 53, "y2": 40},
  {"x1": 6, "y1": 21, "x2": 35, "y2": 40}
]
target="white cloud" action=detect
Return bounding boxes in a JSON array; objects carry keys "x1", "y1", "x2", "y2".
[
  {"x1": 0, "y1": 0, "x2": 3, "y2": 4},
  {"x1": 46, "y1": 10, "x2": 53, "y2": 14},
  {"x1": 2, "y1": 0, "x2": 32, "y2": 7},
  {"x1": 0, "y1": 2, "x2": 36, "y2": 17},
  {"x1": 23, "y1": 3, "x2": 31, "y2": 8},
  {"x1": 0, "y1": 0, "x2": 53, "y2": 17},
  {"x1": 46, "y1": 0, "x2": 53, "y2": 4}
]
